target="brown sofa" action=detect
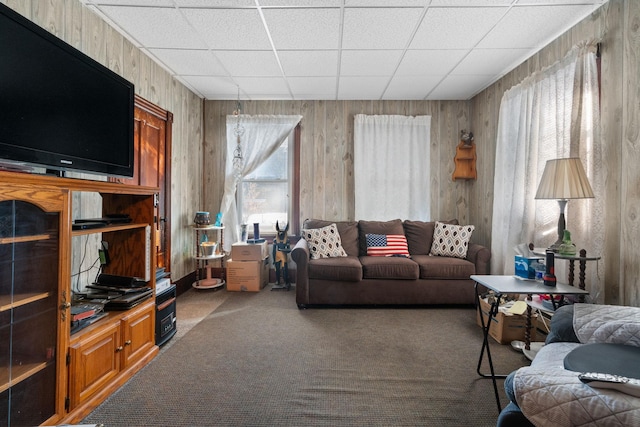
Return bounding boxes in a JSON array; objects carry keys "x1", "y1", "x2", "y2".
[{"x1": 292, "y1": 218, "x2": 491, "y2": 308}]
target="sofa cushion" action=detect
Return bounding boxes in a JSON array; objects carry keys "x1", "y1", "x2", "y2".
[
  {"x1": 430, "y1": 221, "x2": 475, "y2": 259},
  {"x1": 365, "y1": 234, "x2": 410, "y2": 257},
  {"x1": 403, "y1": 219, "x2": 459, "y2": 255},
  {"x1": 308, "y1": 256, "x2": 363, "y2": 282},
  {"x1": 411, "y1": 254, "x2": 475, "y2": 279},
  {"x1": 358, "y1": 219, "x2": 404, "y2": 256},
  {"x1": 360, "y1": 256, "x2": 419, "y2": 279},
  {"x1": 302, "y1": 223, "x2": 348, "y2": 259},
  {"x1": 303, "y1": 219, "x2": 359, "y2": 256}
]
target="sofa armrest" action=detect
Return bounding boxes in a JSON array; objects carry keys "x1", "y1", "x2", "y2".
[
  {"x1": 466, "y1": 242, "x2": 491, "y2": 275},
  {"x1": 291, "y1": 238, "x2": 310, "y2": 307}
]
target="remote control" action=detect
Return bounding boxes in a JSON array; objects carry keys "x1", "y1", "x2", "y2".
[{"x1": 578, "y1": 372, "x2": 640, "y2": 398}]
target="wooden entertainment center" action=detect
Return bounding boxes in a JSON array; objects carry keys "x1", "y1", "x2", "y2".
[{"x1": 0, "y1": 170, "x2": 159, "y2": 425}]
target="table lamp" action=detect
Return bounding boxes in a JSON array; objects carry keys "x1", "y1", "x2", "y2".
[{"x1": 535, "y1": 158, "x2": 594, "y2": 251}]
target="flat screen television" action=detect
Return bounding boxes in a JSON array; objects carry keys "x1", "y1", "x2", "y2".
[{"x1": 0, "y1": 4, "x2": 134, "y2": 178}]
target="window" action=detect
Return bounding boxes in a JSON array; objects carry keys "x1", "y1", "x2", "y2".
[{"x1": 237, "y1": 125, "x2": 300, "y2": 236}]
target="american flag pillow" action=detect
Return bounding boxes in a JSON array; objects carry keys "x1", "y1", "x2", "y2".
[{"x1": 365, "y1": 234, "x2": 410, "y2": 257}]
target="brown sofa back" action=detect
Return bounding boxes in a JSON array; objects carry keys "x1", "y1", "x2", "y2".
[
  {"x1": 357, "y1": 219, "x2": 405, "y2": 256},
  {"x1": 302, "y1": 219, "x2": 359, "y2": 257},
  {"x1": 303, "y1": 218, "x2": 466, "y2": 258},
  {"x1": 403, "y1": 219, "x2": 459, "y2": 255}
]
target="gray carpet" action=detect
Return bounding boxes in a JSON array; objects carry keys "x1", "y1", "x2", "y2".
[{"x1": 83, "y1": 285, "x2": 528, "y2": 426}]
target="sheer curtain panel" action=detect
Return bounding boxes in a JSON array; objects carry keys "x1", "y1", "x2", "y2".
[
  {"x1": 354, "y1": 114, "x2": 431, "y2": 221},
  {"x1": 490, "y1": 41, "x2": 603, "y2": 301},
  {"x1": 219, "y1": 115, "x2": 302, "y2": 251}
]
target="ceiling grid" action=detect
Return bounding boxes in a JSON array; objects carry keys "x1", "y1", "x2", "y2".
[{"x1": 80, "y1": 0, "x2": 607, "y2": 100}]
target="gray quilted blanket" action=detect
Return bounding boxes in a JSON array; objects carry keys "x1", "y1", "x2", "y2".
[{"x1": 514, "y1": 304, "x2": 640, "y2": 426}]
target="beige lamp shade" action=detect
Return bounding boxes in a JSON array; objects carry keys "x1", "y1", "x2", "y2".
[{"x1": 535, "y1": 158, "x2": 594, "y2": 200}]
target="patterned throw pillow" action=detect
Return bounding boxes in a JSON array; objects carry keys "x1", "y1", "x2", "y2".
[
  {"x1": 429, "y1": 221, "x2": 475, "y2": 259},
  {"x1": 302, "y1": 223, "x2": 348, "y2": 259},
  {"x1": 365, "y1": 234, "x2": 410, "y2": 257}
]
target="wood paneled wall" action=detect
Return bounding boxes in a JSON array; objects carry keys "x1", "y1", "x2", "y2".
[
  {"x1": 6, "y1": 0, "x2": 639, "y2": 306},
  {"x1": 3, "y1": 0, "x2": 204, "y2": 281},
  {"x1": 202, "y1": 100, "x2": 472, "y2": 234},
  {"x1": 471, "y1": 0, "x2": 639, "y2": 306}
]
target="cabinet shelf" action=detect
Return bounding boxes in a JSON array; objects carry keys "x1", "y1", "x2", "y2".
[
  {"x1": 0, "y1": 291, "x2": 53, "y2": 312},
  {"x1": 71, "y1": 222, "x2": 150, "y2": 237},
  {"x1": 0, "y1": 233, "x2": 54, "y2": 245},
  {"x1": 0, "y1": 360, "x2": 51, "y2": 394}
]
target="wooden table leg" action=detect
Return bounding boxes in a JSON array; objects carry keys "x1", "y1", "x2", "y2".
[
  {"x1": 579, "y1": 249, "x2": 587, "y2": 291},
  {"x1": 578, "y1": 249, "x2": 587, "y2": 302},
  {"x1": 525, "y1": 294, "x2": 532, "y2": 351},
  {"x1": 568, "y1": 259, "x2": 575, "y2": 287}
]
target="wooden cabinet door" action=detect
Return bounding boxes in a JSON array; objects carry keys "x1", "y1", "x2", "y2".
[
  {"x1": 120, "y1": 302, "x2": 155, "y2": 369},
  {"x1": 115, "y1": 96, "x2": 172, "y2": 272},
  {"x1": 0, "y1": 187, "x2": 68, "y2": 426},
  {"x1": 68, "y1": 321, "x2": 121, "y2": 410}
]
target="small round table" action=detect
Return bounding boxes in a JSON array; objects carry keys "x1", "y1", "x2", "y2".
[{"x1": 532, "y1": 247, "x2": 600, "y2": 299}]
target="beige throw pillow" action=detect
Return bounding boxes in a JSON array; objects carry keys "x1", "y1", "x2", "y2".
[
  {"x1": 430, "y1": 221, "x2": 475, "y2": 259},
  {"x1": 302, "y1": 223, "x2": 348, "y2": 259}
]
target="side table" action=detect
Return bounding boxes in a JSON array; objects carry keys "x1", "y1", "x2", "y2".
[
  {"x1": 471, "y1": 275, "x2": 589, "y2": 414},
  {"x1": 531, "y1": 246, "x2": 600, "y2": 292}
]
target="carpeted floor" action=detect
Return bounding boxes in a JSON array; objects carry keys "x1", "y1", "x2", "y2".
[{"x1": 83, "y1": 285, "x2": 530, "y2": 426}]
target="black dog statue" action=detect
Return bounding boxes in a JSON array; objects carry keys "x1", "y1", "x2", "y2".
[{"x1": 272, "y1": 221, "x2": 291, "y2": 291}]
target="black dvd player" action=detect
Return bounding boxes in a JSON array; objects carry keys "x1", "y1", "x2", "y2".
[
  {"x1": 72, "y1": 221, "x2": 106, "y2": 230},
  {"x1": 74, "y1": 216, "x2": 132, "y2": 225}
]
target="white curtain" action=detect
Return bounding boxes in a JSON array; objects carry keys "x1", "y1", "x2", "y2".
[
  {"x1": 491, "y1": 41, "x2": 604, "y2": 301},
  {"x1": 354, "y1": 114, "x2": 431, "y2": 221},
  {"x1": 219, "y1": 114, "x2": 302, "y2": 252}
]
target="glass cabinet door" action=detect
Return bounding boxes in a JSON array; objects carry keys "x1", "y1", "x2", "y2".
[{"x1": 0, "y1": 200, "x2": 60, "y2": 426}]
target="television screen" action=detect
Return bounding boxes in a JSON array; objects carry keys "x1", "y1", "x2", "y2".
[{"x1": 0, "y1": 4, "x2": 134, "y2": 178}]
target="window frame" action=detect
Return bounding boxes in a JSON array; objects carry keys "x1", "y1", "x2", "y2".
[{"x1": 236, "y1": 124, "x2": 300, "y2": 238}]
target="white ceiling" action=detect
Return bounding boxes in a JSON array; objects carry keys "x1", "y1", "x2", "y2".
[{"x1": 80, "y1": 0, "x2": 607, "y2": 101}]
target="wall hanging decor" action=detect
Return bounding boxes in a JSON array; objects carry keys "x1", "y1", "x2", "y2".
[{"x1": 452, "y1": 130, "x2": 477, "y2": 181}]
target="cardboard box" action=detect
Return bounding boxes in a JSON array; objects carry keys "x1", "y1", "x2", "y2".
[
  {"x1": 476, "y1": 298, "x2": 537, "y2": 344},
  {"x1": 514, "y1": 256, "x2": 543, "y2": 279},
  {"x1": 226, "y1": 258, "x2": 269, "y2": 292},
  {"x1": 231, "y1": 241, "x2": 268, "y2": 261}
]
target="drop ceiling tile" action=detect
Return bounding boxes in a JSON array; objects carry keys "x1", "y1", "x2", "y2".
[
  {"x1": 478, "y1": 5, "x2": 596, "y2": 49},
  {"x1": 429, "y1": 0, "x2": 513, "y2": 5},
  {"x1": 233, "y1": 77, "x2": 291, "y2": 99},
  {"x1": 98, "y1": 6, "x2": 207, "y2": 49},
  {"x1": 515, "y1": 0, "x2": 605, "y2": 5},
  {"x1": 175, "y1": 0, "x2": 254, "y2": 6},
  {"x1": 214, "y1": 51, "x2": 282, "y2": 77},
  {"x1": 338, "y1": 76, "x2": 389, "y2": 100},
  {"x1": 87, "y1": 0, "x2": 174, "y2": 5},
  {"x1": 259, "y1": 0, "x2": 342, "y2": 6},
  {"x1": 340, "y1": 50, "x2": 403, "y2": 76},
  {"x1": 342, "y1": 8, "x2": 424, "y2": 50},
  {"x1": 345, "y1": 0, "x2": 427, "y2": 6},
  {"x1": 148, "y1": 48, "x2": 228, "y2": 76},
  {"x1": 182, "y1": 8, "x2": 272, "y2": 50},
  {"x1": 396, "y1": 49, "x2": 468, "y2": 75},
  {"x1": 451, "y1": 48, "x2": 532, "y2": 76},
  {"x1": 180, "y1": 75, "x2": 238, "y2": 99},
  {"x1": 383, "y1": 75, "x2": 442, "y2": 100},
  {"x1": 287, "y1": 77, "x2": 337, "y2": 99},
  {"x1": 279, "y1": 51, "x2": 338, "y2": 77},
  {"x1": 410, "y1": 7, "x2": 508, "y2": 50},
  {"x1": 427, "y1": 74, "x2": 495, "y2": 100},
  {"x1": 262, "y1": 8, "x2": 341, "y2": 50}
]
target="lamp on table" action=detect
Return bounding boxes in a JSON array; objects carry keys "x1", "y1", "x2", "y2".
[{"x1": 535, "y1": 158, "x2": 594, "y2": 252}]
